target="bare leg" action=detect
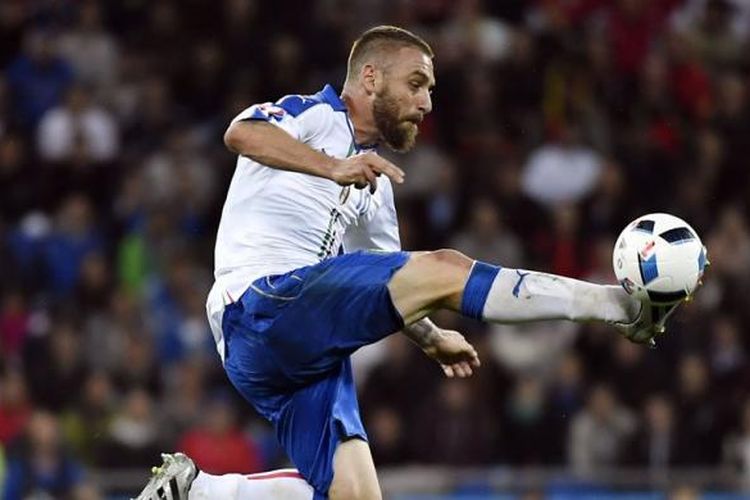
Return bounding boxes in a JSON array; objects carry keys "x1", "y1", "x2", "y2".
[
  {"x1": 388, "y1": 249, "x2": 638, "y2": 326},
  {"x1": 328, "y1": 439, "x2": 382, "y2": 500},
  {"x1": 388, "y1": 250, "x2": 472, "y2": 324}
]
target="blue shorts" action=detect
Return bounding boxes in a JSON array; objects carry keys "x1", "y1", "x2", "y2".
[{"x1": 221, "y1": 250, "x2": 410, "y2": 497}]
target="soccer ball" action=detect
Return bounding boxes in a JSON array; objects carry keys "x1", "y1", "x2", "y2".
[{"x1": 612, "y1": 213, "x2": 707, "y2": 305}]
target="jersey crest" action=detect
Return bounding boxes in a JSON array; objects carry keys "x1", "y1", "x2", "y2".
[{"x1": 258, "y1": 103, "x2": 286, "y2": 120}]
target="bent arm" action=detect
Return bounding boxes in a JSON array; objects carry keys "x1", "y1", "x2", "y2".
[
  {"x1": 224, "y1": 119, "x2": 403, "y2": 190},
  {"x1": 224, "y1": 120, "x2": 337, "y2": 180},
  {"x1": 402, "y1": 317, "x2": 444, "y2": 350}
]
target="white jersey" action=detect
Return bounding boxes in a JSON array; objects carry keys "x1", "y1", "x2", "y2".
[{"x1": 207, "y1": 85, "x2": 401, "y2": 358}]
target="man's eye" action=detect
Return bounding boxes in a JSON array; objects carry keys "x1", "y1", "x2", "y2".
[{"x1": 409, "y1": 82, "x2": 420, "y2": 90}]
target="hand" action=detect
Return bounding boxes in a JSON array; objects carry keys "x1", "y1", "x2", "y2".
[
  {"x1": 422, "y1": 329, "x2": 481, "y2": 378},
  {"x1": 330, "y1": 153, "x2": 405, "y2": 193}
]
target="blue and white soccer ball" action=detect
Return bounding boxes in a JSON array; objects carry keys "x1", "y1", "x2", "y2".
[{"x1": 612, "y1": 213, "x2": 707, "y2": 305}]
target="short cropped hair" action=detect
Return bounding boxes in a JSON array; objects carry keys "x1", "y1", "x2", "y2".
[{"x1": 346, "y1": 25, "x2": 433, "y2": 78}]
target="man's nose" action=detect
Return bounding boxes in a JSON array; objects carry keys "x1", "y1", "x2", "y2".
[{"x1": 418, "y1": 91, "x2": 432, "y2": 115}]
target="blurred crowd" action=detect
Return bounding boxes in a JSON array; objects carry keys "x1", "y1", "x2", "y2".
[{"x1": 2, "y1": 0, "x2": 750, "y2": 498}]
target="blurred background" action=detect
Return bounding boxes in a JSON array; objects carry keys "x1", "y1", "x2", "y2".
[{"x1": 1, "y1": 0, "x2": 750, "y2": 498}]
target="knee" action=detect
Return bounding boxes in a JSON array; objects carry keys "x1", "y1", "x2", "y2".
[
  {"x1": 328, "y1": 476, "x2": 382, "y2": 500},
  {"x1": 424, "y1": 248, "x2": 473, "y2": 271},
  {"x1": 389, "y1": 249, "x2": 474, "y2": 321},
  {"x1": 406, "y1": 249, "x2": 473, "y2": 294}
]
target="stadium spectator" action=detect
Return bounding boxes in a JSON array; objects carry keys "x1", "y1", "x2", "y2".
[
  {"x1": 607, "y1": 337, "x2": 669, "y2": 410},
  {"x1": 502, "y1": 376, "x2": 557, "y2": 465},
  {"x1": 23, "y1": 318, "x2": 88, "y2": 413},
  {"x1": 177, "y1": 393, "x2": 263, "y2": 474},
  {"x1": 3, "y1": 411, "x2": 86, "y2": 499},
  {"x1": 365, "y1": 406, "x2": 410, "y2": 465},
  {"x1": 5, "y1": 30, "x2": 73, "y2": 129},
  {"x1": 440, "y1": 0, "x2": 514, "y2": 64},
  {"x1": 36, "y1": 84, "x2": 120, "y2": 164},
  {"x1": 488, "y1": 320, "x2": 578, "y2": 376},
  {"x1": 626, "y1": 394, "x2": 679, "y2": 469},
  {"x1": 0, "y1": 370, "x2": 31, "y2": 447},
  {"x1": 0, "y1": 291, "x2": 28, "y2": 363},
  {"x1": 111, "y1": 332, "x2": 161, "y2": 397},
  {"x1": 57, "y1": 1, "x2": 119, "y2": 93},
  {"x1": 99, "y1": 388, "x2": 161, "y2": 468},
  {"x1": 709, "y1": 317, "x2": 746, "y2": 391},
  {"x1": 521, "y1": 122, "x2": 603, "y2": 208},
  {"x1": 0, "y1": 134, "x2": 34, "y2": 223},
  {"x1": 413, "y1": 377, "x2": 497, "y2": 465},
  {"x1": 160, "y1": 359, "x2": 208, "y2": 445},
  {"x1": 568, "y1": 384, "x2": 636, "y2": 473},
  {"x1": 41, "y1": 194, "x2": 104, "y2": 296},
  {"x1": 674, "y1": 353, "x2": 722, "y2": 464},
  {"x1": 723, "y1": 398, "x2": 750, "y2": 487},
  {"x1": 450, "y1": 198, "x2": 523, "y2": 267},
  {"x1": 547, "y1": 353, "x2": 586, "y2": 462},
  {"x1": 60, "y1": 371, "x2": 116, "y2": 466},
  {"x1": 361, "y1": 335, "x2": 435, "y2": 427},
  {"x1": 82, "y1": 289, "x2": 135, "y2": 373}
]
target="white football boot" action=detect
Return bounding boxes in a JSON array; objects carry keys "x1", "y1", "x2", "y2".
[
  {"x1": 133, "y1": 453, "x2": 198, "y2": 500},
  {"x1": 611, "y1": 301, "x2": 682, "y2": 347}
]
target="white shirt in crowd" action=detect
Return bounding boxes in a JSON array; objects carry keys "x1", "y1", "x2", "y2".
[{"x1": 37, "y1": 105, "x2": 119, "y2": 163}]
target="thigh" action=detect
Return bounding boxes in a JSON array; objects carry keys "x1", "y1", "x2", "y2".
[
  {"x1": 225, "y1": 353, "x2": 367, "y2": 498},
  {"x1": 329, "y1": 439, "x2": 382, "y2": 500},
  {"x1": 265, "y1": 250, "x2": 411, "y2": 379},
  {"x1": 223, "y1": 251, "x2": 410, "y2": 388},
  {"x1": 273, "y1": 358, "x2": 368, "y2": 498}
]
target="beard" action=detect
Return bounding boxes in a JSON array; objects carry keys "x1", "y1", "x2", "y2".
[{"x1": 372, "y1": 87, "x2": 419, "y2": 153}]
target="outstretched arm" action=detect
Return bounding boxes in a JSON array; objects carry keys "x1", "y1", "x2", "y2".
[
  {"x1": 224, "y1": 120, "x2": 404, "y2": 192},
  {"x1": 402, "y1": 317, "x2": 480, "y2": 378}
]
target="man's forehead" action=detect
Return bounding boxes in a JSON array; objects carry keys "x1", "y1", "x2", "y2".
[{"x1": 393, "y1": 47, "x2": 435, "y2": 82}]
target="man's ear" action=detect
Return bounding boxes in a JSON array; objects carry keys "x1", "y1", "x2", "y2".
[{"x1": 361, "y1": 63, "x2": 378, "y2": 95}]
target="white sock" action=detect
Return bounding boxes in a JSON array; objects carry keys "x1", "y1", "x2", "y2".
[
  {"x1": 481, "y1": 268, "x2": 639, "y2": 324},
  {"x1": 189, "y1": 470, "x2": 314, "y2": 499}
]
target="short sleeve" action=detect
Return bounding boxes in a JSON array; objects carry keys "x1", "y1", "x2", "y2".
[
  {"x1": 230, "y1": 102, "x2": 302, "y2": 140},
  {"x1": 230, "y1": 101, "x2": 334, "y2": 145}
]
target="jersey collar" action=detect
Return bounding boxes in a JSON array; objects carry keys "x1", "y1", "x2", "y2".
[{"x1": 319, "y1": 84, "x2": 347, "y2": 112}]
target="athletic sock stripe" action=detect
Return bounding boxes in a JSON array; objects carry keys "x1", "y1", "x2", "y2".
[
  {"x1": 245, "y1": 468, "x2": 299, "y2": 477},
  {"x1": 460, "y1": 261, "x2": 501, "y2": 320},
  {"x1": 169, "y1": 478, "x2": 180, "y2": 499}
]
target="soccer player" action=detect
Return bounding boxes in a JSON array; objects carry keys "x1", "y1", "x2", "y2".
[{"x1": 134, "y1": 25, "x2": 679, "y2": 500}]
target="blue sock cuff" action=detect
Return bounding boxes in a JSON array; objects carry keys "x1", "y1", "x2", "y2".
[{"x1": 460, "y1": 261, "x2": 501, "y2": 320}]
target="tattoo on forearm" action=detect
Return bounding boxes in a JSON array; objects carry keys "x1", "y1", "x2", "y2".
[{"x1": 403, "y1": 318, "x2": 444, "y2": 349}]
